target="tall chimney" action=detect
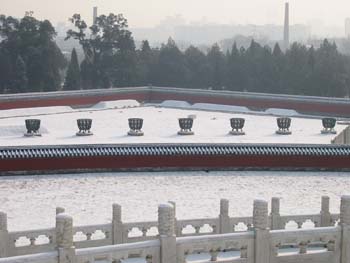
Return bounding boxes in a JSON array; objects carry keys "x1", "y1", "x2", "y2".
[
  {"x1": 284, "y1": 2, "x2": 290, "y2": 49},
  {"x1": 93, "y1": 6, "x2": 98, "y2": 25}
]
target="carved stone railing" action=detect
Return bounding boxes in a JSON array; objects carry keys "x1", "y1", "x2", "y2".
[
  {"x1": 176, "y1": 218, "x2": 219, "y2": 236},
  {"x1": 176, "y1": 231, "x2": 254, "y2": 263},
  {"x1": 332, "y1": 125, "x2": 350, "y2": 144},
  {"x1": 0, "y1": 196, "x2": 338, "y2": 258},
  {"x1": 1, "y1": 196, "x2": 350, "y2": 263},
  {"x1": 73, "y1": 223, "x2": 112, "y2": 248},
  {"x1": 0, "y1": 252, "x2": 58, "y2": 263},
  {"x1": 270, "y1": 226, "x2": 341, "y2": 262},
  {"x1": 75, "y1": 240, "x2": 160, "y2": 263},
  {"x1": 123, "y1": 221, "x2": 159, "y2": 243}
]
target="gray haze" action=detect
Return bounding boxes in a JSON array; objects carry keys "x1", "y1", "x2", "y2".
[{"x1": 1, "y1": 0, "x2": 350, "y2": 29}]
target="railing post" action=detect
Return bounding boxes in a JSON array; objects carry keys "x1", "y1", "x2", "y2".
[
  {"x1": 270, "y1": 197, "x2": 282, "y2": 230},
  {"x1": 253, "y1": 200, "x2": 270, "y2": 263},
  {"x1": 56, "y1": 213, "x2": 76, "y2": 263},
  {"x1": 320, "y1": 196, "x2": 332, "y2": 227},
  {"x1": 0, "y1": 212, "x2": 9, "y2": 258},
  {"x1": 219, "y1": 199, "x2": 230, "y2": 234},
  {"x1": 158, "y1": 203, "x2": 176, "y2": 263},
  {"x1": 168, "y1": 201, "x2": 178, "y2": 236},
  {"x1": 340, "y1": 196, "x2": 350, "y2": 263},
  {"x1": 112, "y1": 204, "x2": 123, "y2": 244}
]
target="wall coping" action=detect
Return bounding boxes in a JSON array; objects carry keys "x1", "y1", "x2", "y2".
[{"x1": 0, "y1": 143, "x2": 349, "y2": 160}]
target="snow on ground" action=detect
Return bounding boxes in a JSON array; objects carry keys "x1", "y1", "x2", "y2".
[
  {"x1": 0, "y1": 100, "x2": 343, "y2": 146},
  {"x1": 265, "y1": 108, "x2": 300, "y2": 117},
  {"x1": 0, "y1": 106, "x2": 73, "y2": 119},
  {"x1": 191, "y1": 103, "x2": 250, "y2": 113},
  {"x1": 1, "y1": 171, "x2": 349, "y2": 231},
  {"x1": 158, "y1": 100, "x2": 192, "y2": 108},
  {"x1": 92, "y1": 100, "x2": 140, "y2": 109}
]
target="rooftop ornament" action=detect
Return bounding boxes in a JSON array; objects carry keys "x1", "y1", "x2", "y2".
[
  {"x1": 321, "y1": 118, "x2": 337, "y2": 134},
  {"x1": 76, "y1": 119, "x2": 93, "y2": 136},
  {"x1": 230, "y1": 118, "x2": 246, "y2": 135},
  {"x1": 178, "y1": 118, "x2": 194, "y2": 135},
  {"x1": 276, "y1": 117, "x2": 292, "y2": 135},
  {"x1": 128, "y1": 118, "x2": 144, "y2": 136},
  {"x1": 24, "y1": 119, "x2": 41, "y2": 137}
]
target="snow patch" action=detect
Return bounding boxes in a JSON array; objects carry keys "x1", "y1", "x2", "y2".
[
  {"x1": 0, "y1": 106, "x2": 73, "y2": 119},
  {"x1": 192, "y1": 103, "x2": 250, "y2": 113},
  {"x1": 92, "y1": 100, "x2": 140, "y2": 110},
  {"x1": 264, "y1": 108, "x2": 300, "y2": 117},
  {"x1": 159, "y1": 100, "x2": 191, "y2": 108}
]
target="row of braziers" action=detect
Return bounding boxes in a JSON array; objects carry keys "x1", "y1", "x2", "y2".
[{"x1": 23, "y1": 117, "x2": 337, "y2": 137}]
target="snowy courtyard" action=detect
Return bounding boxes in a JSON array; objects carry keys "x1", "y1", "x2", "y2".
[
  {"x1": 0, "y1": 100, "x2": 344, "y2": 146},
  {"x1": 1, "y1": 170, "x2": 349, "y2": 231}
]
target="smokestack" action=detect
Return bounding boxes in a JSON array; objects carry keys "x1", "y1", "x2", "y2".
[
  {"x1": 93, "y1": 6, "x2": 98, "y2": 25},
  {"x1": 284, "y1": 2, "x2": 290, "y2": 49}
]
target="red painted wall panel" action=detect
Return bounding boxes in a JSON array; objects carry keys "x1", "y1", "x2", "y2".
[{"x1": 0, "y1": 155, "x2": 348, "y2": 173}]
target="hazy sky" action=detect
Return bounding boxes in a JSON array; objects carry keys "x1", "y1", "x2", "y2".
[{"x1": 1, "y1": 0, "x2": 350, "y2": 28}]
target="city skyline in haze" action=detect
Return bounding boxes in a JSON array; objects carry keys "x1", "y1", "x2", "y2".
[{"x1": 1, "y1": 0, "x2": 350, "y2": 30}]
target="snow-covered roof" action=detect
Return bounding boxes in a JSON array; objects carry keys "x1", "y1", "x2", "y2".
[{"x1": 0, "y1": 100, "x2": 345, "y2": 146}]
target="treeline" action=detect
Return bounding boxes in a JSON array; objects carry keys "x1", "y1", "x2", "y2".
[
  {"x1": 0, "y1": 13, "x2": 66, "y2": 93},
  {"x1": 1, "y1": 13, "x2": 350, "y2": 98}
]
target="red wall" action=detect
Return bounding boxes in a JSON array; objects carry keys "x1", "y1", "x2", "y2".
[
  {"x1": 0, "y1": 155, "x2": 349, "y2": 174},
  {"x1": 1, "y1": 88, "x2": 349, "y2": 173},
  {"x1": 0, "y1": 93, "x2": 149, "y2": 110},
  {"x1": 150, "y1": 92, "x2": 350, "y2": 116},
  {"x1": 1, "y1": 88, "x2": 349, "y2": 116}
]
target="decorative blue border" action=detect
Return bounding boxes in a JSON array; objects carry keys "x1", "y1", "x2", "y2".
[{"x1": 0, "y1": 144, "x2": 349, "y2": 159}]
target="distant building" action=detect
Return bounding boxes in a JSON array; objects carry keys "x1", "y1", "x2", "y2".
[
  {"x1": 93, "y1": 7, "x2": 98, "y2": 25},
  {"x1": 346, "y1": 18, "x2": 350, "y2": 38},
  {"x1": 284, "y1": 2, "x2": 290, "y2": 49}
]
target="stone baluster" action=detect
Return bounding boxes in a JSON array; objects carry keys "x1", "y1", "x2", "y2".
[
  {"x1": 194, "y1": 226, "x2": 200, "y2": 234},
  {"x1": 297, "y1": 222, "x2": 303, "y2": 229},
  {"x1": 158, "y1": 203, "x2": 176, "y2": 263},
  {"x1": 253, "y1": 199, "x2": 270, "y2": 263},
  {"x1": 270, "y1": 197, "x2": 282, "y2": 230},
  {"x1": 273, "y1": 244, "x2": 279, "y2": 256},
  {"x1": 247, "y1": 223, "x2": 253, "y2": 231},
  {"x1": 327, "y1": 240, "x2": 335, "y2": 252},
  {"x1": 299, "y1": 241, "x2": 308, "y2": 254},
  {"x1": 240, "y1": 246, "x2": 248, "y2": 258},
  {"x1": 219, "y1": 199, "x2": 230, "y2": 234},
  {"x1": 56, "y1": 213, "x2": 76, "y2": 263},
  {"x1": 0, "y1": 212, "x2": 10, "y2": 258},
  {"x1": 320, "y1": 196, "x2": 332, "y2": 227},
  {"x1": 212, "y1": 224, "x2": 217, "y2": 233},
  {"x1": 210, "y1": 248, "x2": 219, "y2": 261},
  {"x1": 142, "y1": 227, "x2": 148, "y2": 237},
  {"x1": 112, "y1": 204, "x2": 123, "y2": 244},
  {"x1": 56, "y1": 207, "x2": 65, "y2": 215},
  {"x1": 340, "y1": 195, "x2": 350, "y2": 263},
  {"x1": 30, "y1": 237, "x2": 36, "y2": 246}
]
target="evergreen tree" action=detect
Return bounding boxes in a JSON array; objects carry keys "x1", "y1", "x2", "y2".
[
  {"x1": 0, "y1": 13, "x2": 66, "y2": 93},
  {"x1": 226, "y1": 42, "x2": 246, "y2": 91},
  {"x1": 136, "y1": 40, "x2": 157, "y2": 85},
  {"x1": 10, "y1": 55, "x2": 28, "y2": 93},
  {"x1": 184, "y1": 46, "x2": 209, "y2": 89},
  {"x1": 155, "y1": 38, "x2": 188, "y2": 87},
  {"x1": 207, "y1": 44, "x2": 226, "y2": 90},
  {"x1": 64, "y1": 48, "x2": 81, "y2": 90}
]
